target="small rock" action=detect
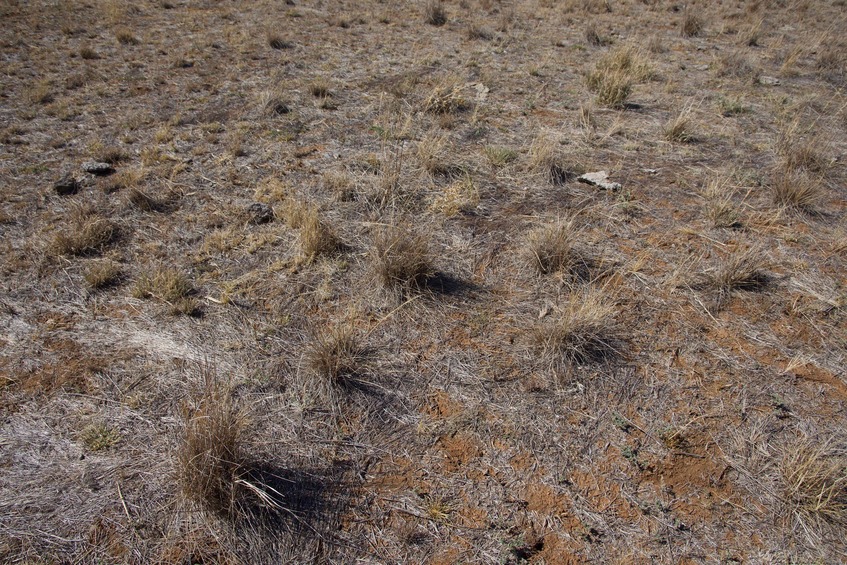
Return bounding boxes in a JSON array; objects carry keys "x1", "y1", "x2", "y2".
[
  {"x1": 759, "y1": 76, "x2": 780, "y2": 86},
  {"x1": 247, "y1": 202, "x2": 274, "y2": 224},
  {"x1": 578, "y1": 171, "x2": 621, "y2": 191},
  {"x1": 81, "y1": 161, "x2": 115, "y2": 176},
  {"x1": 54, "y1": 174, "x2": 80, "y2": 196}
]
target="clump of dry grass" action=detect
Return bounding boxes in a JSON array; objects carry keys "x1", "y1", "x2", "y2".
[
  {"x1": 703, "y1": 177, "x2": 741, "y2": 228},
  {"x1": 663, "y1": 106, "x2": 697, "y2": 142},
  {"x1": 777, "y1": 128, "x2": 830, "y2": 174},
  {"x1": 260, "y1": 90, "x2": 291, "y2": 116},
  {"x1": 115, "y1": 28, "x2": 139, "y2": 45},
  {"x1": 416, "y1": 131, "x2": 449, "y2": 175},
  {"x1": 467, "y1": 23, "x2": 493, "y2": 41},
  {"x1": 699, "y1": 247, "x2": 770, "y2": 301},
  {"x1": 586, "y1": 46, "x2": 652, "y2": 108},
  {"x1": 680, "y1": 12, "x2": 704, "y2": 37},
  {"x1": 528, "y1": 134, "x2": 575, "y2": 184},
  {"x1": 79, "y1": 422, "x2": 120, "y2": 451},
  {"x1": 780, "y1": 439, "x2": 847, "y2": 538},
  {"x1": 267, "y1": 32, "x2": 293, "y2": 50},
  {"x1": 424, "y1": 0, "x2": 447, "y2": 26},
  {"x1": 298, "y1": 206, "x2": 341, "y2": 261},
  {"x1": 430, "y1": 176, "x2": 479, "y2": 216},
  {"x1": 526, "y1": 218, "x2": 582, "y2": 275},
  {"x1": 305, "y1": 325, "x2": 366, "y2": 404},
  {"x1": 84, "y1": 259, "x2": 123, "y2": 289},
  {"x1": 483, "y1": 145, "x2": 517, "y2": 168},
  {"x1": 52, "y1": 209, "x2": 118, "y2": 256},
  {"x1": 535, "y1": 288, "x2": 620, "y2": 369},
  {"x1": 714, "y1": 50, "x2": 759, "y2": 80},
  {"x1": 372, "y1": 225, "x2": 435, "y2": 292},
  {"x1": 133, "y1": 266, "x2": 197, "y2": 314},
  {"x1": 770, "y1": 170, "x2": 822, "y2": 213},
  {"x1": 177, "y1": 380, "x2": 248, "y2": 517},
  {"x1": 424, "y1": 79, "x2": 469, "y2": 115}
]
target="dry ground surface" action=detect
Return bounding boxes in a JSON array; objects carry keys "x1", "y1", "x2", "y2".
[{"x1": 1, "y1": 0, "x2": 847, "y2": 563}]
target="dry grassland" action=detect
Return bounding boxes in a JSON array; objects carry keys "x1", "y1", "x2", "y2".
[{"x1": 1, "y1": 0, "x2": 846, "y2": 563}]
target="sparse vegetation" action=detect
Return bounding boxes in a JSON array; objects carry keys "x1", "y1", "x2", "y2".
[{"x1": 5, "y1": 1, "x2": 847, "y2": 562}]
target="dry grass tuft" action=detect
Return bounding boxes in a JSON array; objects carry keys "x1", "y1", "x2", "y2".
[
  {"x1": 133, "y1": 266, "x2": 196, "y2": 314},
  {"x1": 714, "y1": 50, "x2": 759, "y2": 80},
  {"x1": 267, "y1": 32, "x2": 293, "y2": 50},
  {"x1": 680, "y1": 12, "x2": 704, "y2": 37},
  {"x1": 663, "y1": 106, "x2": 697, "y2": 142},
  {"x1": 535, "y1": 288, "x2": 620, "y2": 369},
  {"x1": 703, "y1": 177, "x2": 741, "y2": 228},
  {"x1": 177, "y1": 380, "x2": 248, "y2": 517},
  {"x1": 260, "y1": 90, "x2": 291, "y2": 116},
  {"x1": 80, "y1": 422, "x2": 120, "y2": 451},
  {"x1": 430, "y1": 176, "x2": 479, "y2": 216},
  {"x1": 115, "y1": 28, "x2": 139, "y2": 45},
  {"x1": 306, "y1": 325, "x2": 366, "y2": 402},
  {"x1": 586, "y1": 47, "x2": 652, "y2": 108},
  {"x1": 372, "y1": 225, "x2": 435, "y2": 293},
  {"x1": 299, "y1": 206, "x2": 341, "y2": 261},
  {"x1": 771, "y1": 170, "x2": 822, "y2": 213},
  {"x1": 52, "y1": 209, "x2": 118, "y2": 256},
  {"x1": 424, "y1": 79, "x2": 469, "y2": 115},
  {"x1": 780, "y1": 439, "x2": 847, "y2": 538},
  {"x1": 528, "y1": 134, "x2": 575, "y2": 183},
  {"x1": 424, "y1": 0, "x2": 447, "y2": 26},
  {"x1": 699, "y1": 247, "x2": 770, "y2": 300},
  {"x1": 483, "y1": 145, "x2": 517, "y2": 168},
  {"x1": 526, "y1": 218, "x2": 582, "y2": 276},
  {"x1": 777, "y1": 130, "x2": 830, "y2": 174},
  {"x1": 84, "y1": 259, "x2": 123, "y2": 289}
]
